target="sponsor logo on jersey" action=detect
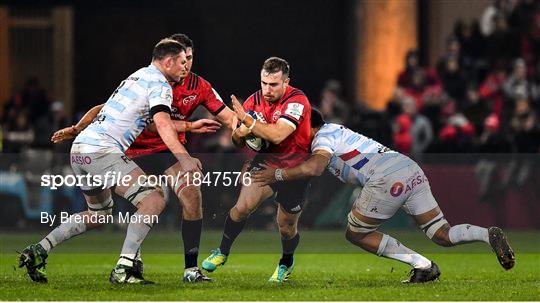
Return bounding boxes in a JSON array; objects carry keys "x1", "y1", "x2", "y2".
[
  {"x1": 71, "y1": 155, "x2": 92, "y2": 165},
  {"x1": 161, "y1": 87, "x2": 173, "y2": 102},
  {"x1": 285, "y1": 103, "x2": 304, "y2": 120},
  {"x1": 169, "y1": 107, "x2": 186, "y2": 120},
  {"x1": 254, "y1": 111, "x2": 267, "y2": 123},
  {"x1": 272, "y1": 110, "x2": 281, "y2": 122},
  {"x1": 404, "y1": 173, "x2": 428, "y2": 194},
  {"x1": 378, "y1": 146, "x2": 392, "y2": 153},
  {"x1": 390, "y1": 182, "x2": 404, "y2": 197},
  {"x1": 183, "y1": 94, "x2": 197, "y2": 105}
]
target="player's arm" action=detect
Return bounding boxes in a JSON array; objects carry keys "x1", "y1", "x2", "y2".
[
  {"x1": 147, "y1": 119, "x2": 221, "y2": 134},
  {"x1": 149, "y1": 84, "x2": 201, "y2": 172},
  {"x1": 201, "y1": 83, "x2": 238, "y2": 131},
  {"x1": 153, "y1": 111, "x2": 201, "y2": 173},
  {"x1": 216, "y1": 107, "x2": 238, "y2": 131},
  {"x1": 230, "y1": 94, "x2": 294, "y2": 145},
  {"x1": 51, "y1": 103, "x2": 104, "y2": 143},
  {"x1": 251, "y1": 150, "x2": 331, "y2": 185}
]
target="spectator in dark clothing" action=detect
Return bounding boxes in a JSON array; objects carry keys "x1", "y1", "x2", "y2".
[
  {"x1": 510, "y1": 98, "x2": 540, "y2": 153},
  {"x1": 463, "y1": 84, "x2": 491, "y2": 136},
  {"x1": 397, "y1": 49, "x2": 439, "y2": 91},
  {"x1": 319, "y1": 79, "x2": 349, "y2": 125},
  {"x1": 440, "y1": 55, "x2": 468, "y2": 105},
  {"x1": 485, "y1": 13, "x2": 519, "y2": 68},
  {"x1": 455, "y1": 19, "x2": 485, "y2": 62},
  {"x1": 508, "y1": 0, "x2": 539, "y2": 34}
]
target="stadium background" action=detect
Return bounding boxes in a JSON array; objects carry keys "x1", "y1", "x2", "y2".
[{"x1": 0, "y1": 0, "x2": 539, "y2": 235}]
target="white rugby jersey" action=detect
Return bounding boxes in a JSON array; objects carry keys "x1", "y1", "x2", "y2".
[
  {"x1": 74, "y1": 64, "x2": 173, "y2": 152},
  {"x1": 311, "y1": 123, "x2": 415, "y2": 186}
]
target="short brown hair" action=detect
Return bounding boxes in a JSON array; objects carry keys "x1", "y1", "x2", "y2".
[
  {"x1": 152, "y1": 38, "x2": 186, "y2": 61},
  {"x1": 262, "y1": 57, "x2": 290, "y2": 78},
  {"x1": 169, "y1": 33, "x2": 194, "y2": 51}
]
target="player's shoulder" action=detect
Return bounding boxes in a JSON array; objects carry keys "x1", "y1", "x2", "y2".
[
  {"x1": 185, "y1": 72, "x2": 212, "y2": 92},
  {"x1": 245, "y1": 90, "x2": 263, "y2": 106},
  {"x1": 316, "y1": 123, "x2": 348, "y2": 138},
  {"x1": 280, "y1": 87, "x2": 310, "y2": 109},
  {"x1": 132, "y1": 65, "x2": 169, "y2": 89}
]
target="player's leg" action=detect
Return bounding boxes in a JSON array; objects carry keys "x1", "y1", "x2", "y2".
[
  {"x1": 409, "y1": 201, "x2": 515, "y2": 270},
  {"x1": 345, "y1": 171, "x2": 440, "y2": 283},
  {"x1": 402, "y1": 163, "x2": 514, "y2": 271},
  {"x1": 18, "y1": 189, "x2": 113, "y2": 283},
  {"x1": 18, "y1": 148, "x2": 114, "y2": 283},
  {"x1": 109, "y1": 164, "x2": 167, "y2": 284},
  {"x1": 345, "y1": 209, "x2": 439, "y2": 283},
  {"x1": 42, "y1": 190, "x2": 113, "y2": 252},
  {"x1": 165, "y1": 161, "x2": 211, "y2": 282},
  {"x1": 268, "y1": 204, "x2": 301, "y2": 282},
  {"x1": 202, "y1": 178, "x2": 274, "y2": 272},
  {"x1": 267, "y1": 178, "x2": 309, "y2": 282}
]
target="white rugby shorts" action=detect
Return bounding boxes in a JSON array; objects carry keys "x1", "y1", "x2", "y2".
[
  {"x1": 353, "y1": 163, "x2": 438, "y2": 219},
  {"x1": 70, "y1": 143, "x2": 138, "y2": 192}
]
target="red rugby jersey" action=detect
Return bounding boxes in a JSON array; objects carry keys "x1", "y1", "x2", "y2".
[
  {"x1": 243, "y1": 85, "x2": 312, "y2": 168},
  {"x1": 126, "y1": 72, "x2": 226, "y2": 157}
]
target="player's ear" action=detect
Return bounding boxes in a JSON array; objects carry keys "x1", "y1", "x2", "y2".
[
  {"x1": 284, "y1": 77, "x2": 290, "y2": 86},
  {"x1": 163, "y1": 56, "x2": 172, "y2": 69}
]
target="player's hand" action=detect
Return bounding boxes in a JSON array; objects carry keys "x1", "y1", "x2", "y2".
[
  {"x1": 232, "y1": 123, "x2": 250, "y2": 138},
  {"x1": 177, "y1": 154, "x2": 203, "y2": 174},
  {"x1": 189, "y1": 119, "x2": 222, "y2": 134},
  {"x1": 51, "y1": 125, "x2": 79, "y2": 143},
  {"x1": 251, "y1": 164, "x2": 277, "y2": 186},
  {"x1": 231, "y1": 94, "x2": 247, "y2": 122}
]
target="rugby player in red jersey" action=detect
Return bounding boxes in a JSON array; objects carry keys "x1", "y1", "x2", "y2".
[
  {"x1": 50, "y1": 34, "x2": 237, "y2": 283},
  {"x1": 202, "y1": 57, "x2": 312, "y2": 282}
]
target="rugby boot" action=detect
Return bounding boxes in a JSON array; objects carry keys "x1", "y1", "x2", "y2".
[
  {"x1": 488, "y1": 227, "x2": 515, "y2": 270},
  {"x1": 18, "y1": 243, "x2": 48, "y2": 283}
]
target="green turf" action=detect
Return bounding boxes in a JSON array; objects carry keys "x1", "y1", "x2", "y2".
[{"x1": 1, "y1": 230, "x2": 539, "y2": 301}]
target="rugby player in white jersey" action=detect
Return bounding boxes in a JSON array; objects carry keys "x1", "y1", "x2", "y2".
[
  {"x1": 18, "y1": 38, "x2": 199, "y2": 284},
  {"x1": 252, "y1": 109, "x2": 515, "y2": 283}
]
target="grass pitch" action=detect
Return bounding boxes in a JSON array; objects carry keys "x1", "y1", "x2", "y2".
[{"x1": 1, "y1": 230, "x2": 539, "y2": 301}]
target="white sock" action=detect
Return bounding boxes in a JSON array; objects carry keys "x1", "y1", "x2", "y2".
[
  {"x1": 38, "y1": 214, "x2": 87, "y2": 253},
  {"x1": 377, "y1": 234, "x2": 432, "y2": 269},
  {"x1": 449, "y1": 224, "x2": 489, "y2": 244},
  {"x1": 118, "y1": 213, "x2": 153, "y2": 267}
]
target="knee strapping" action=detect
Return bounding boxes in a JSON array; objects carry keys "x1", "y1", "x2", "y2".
[
  {"x1": 172, "y1": 173, "x2": 189, "y2": 196},
  {"x1": 347, "y1": 212, "x2": 380, "y2": 234},
  {"x1": 419, "y1": 213, "x2": 448, "y2": 239},
  {"x1": 376, "y1": 233, "x2": 390, "y2": 256},
  {"x1": 123, "y1": 181, "x2": 161, "y2": 206},
  {"x1": 88, "y1": 197, "x2": 114, "y2": 216}
]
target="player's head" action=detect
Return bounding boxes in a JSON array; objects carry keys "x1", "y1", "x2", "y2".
[
  {"x1": 260, "y1": 57, "x2": 290, "y2": 103},
  {"x1": 152, "y1": 38, "x2": 187, "y2": 82},
  {"x1": 169, "y1": 33, "x2": 194, "y2": 76},
  {"x1": 310, "y1": 108, "x2": 325, "y2": 138}
]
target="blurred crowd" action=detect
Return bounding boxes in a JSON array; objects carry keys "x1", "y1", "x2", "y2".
[
  {"x1": 2, "y1": 0, "x2": 540, "y2": 159},
  {"x1": 339, "y1": 0, "x2": 540, "y2": 158},
  {"x1": 1, "y1": 0, "x2": 540, "y2": 229}
]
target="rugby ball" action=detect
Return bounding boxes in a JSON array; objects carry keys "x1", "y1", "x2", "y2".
[{"x1": 244, "y1": 110, "x2": 269, "y2": 152}]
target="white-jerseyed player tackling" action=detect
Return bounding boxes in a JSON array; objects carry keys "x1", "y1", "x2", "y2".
[
  {"x1": 252, "y1": 108, "x2": 515, "y2": 283},
  {"x1": 19, "y1": 38, "x2": 200, "y2": 284}
]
